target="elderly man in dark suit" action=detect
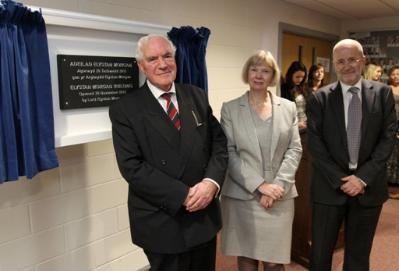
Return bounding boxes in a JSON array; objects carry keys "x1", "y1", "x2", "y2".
[
  {"x1": 307, "y1": 39, "x2": 397, "y2": 271},
  {"x1": 109, "y1": 34, "x2": 228, "y2": 271}
]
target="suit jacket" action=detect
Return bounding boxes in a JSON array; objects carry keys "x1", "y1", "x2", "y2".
[
  {"x1": 307, "y1": 79, "x2": 398, "y2": 206},
  {"x1": 109, "y1": 83, "x2": 228, "y2": 254},
  {"x1": 220, "y1": 91, "x2": 302, "y2": 200}
]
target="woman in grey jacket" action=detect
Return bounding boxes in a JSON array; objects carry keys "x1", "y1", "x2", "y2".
[{"x1": 220, "y1": 50, "x2": 302, "y2": 271}]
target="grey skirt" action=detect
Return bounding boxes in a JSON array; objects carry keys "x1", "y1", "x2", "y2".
[{"x1": 220, "y1": 195, "x2": 294, "y2": 264}]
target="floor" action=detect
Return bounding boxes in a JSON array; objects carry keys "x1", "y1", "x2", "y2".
[{"x1": 216, "y1": 186, "x2": 399, "y2": 271}]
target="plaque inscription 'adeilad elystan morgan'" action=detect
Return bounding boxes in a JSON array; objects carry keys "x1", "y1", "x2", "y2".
[{"x1": 57, "y1": 55, "x2": 139, "y2": 110}]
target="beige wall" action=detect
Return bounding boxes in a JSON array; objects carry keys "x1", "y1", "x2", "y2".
[
  {"x1": 0, "y1": 1, "x2": 340, "y2": 270},
  {"x1": 341, "y1": 15, "x2": 399, "y2": 36}
]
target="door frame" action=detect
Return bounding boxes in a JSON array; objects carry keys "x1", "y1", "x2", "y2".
[{"x1": 278, "y1": 22, "x2": 339, "y2": 82}]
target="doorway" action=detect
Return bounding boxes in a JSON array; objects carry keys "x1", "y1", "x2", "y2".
[
  {"x1": 282, "y1": 32, "x2": 334, "y2": 84},
  {"x1": 278, "y1": 23, "x2": 340, "y2": 268},
  {"x1": 278, "y1": 23, "x2": 339, "y2": 92}
]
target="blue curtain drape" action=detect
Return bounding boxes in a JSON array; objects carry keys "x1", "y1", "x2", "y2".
[
  {"x1": 167, "y1": 26, "x2": 210, "y2": 94},
  {"x1": 0, "y1": 1, "x2": 58, "y2": 183}
]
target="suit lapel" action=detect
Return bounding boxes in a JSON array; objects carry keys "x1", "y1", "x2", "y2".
[
  {"x1": 329, "y1": 82, "x2": 348, "y2": 149},
  {"x1": 360, "y1": 80, "x2": 374, "y2": 137},
  {"x1": 270, "y1": 92, "x2": 281, "y2": 161},
  {"x1": 239, "y1": 92, "x2": 262, "y2": 161},
  {"x1": 142, "y1": 84, "x2": 180, "y2": 149},
  {"x1": 360, "y1": 80, "x2": 375, "y2": 153},
  {"x1": 176, "y1": 85, "x2": 196, "y2": 166}
]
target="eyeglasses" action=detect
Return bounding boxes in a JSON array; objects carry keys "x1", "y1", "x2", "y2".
[{"x1": 334, "y1": 58, "x2": 362, "y2": 68}]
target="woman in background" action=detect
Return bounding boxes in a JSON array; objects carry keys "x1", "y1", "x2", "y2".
[
  {"x1": 220, "y1": 50, "x2": 302, "y2": 271},
  {"x1": 386, "y1": 66, "x2": 399, "y2": 198},
  {"x1": 364, "y1": 63, "x2": 383, "y2": 81},
  {"x1": 280, "y1": 61, "x2": 307, "y2": 129},
  {"x1": 307, "y1": 64, "x2": 325, "y2": 93}
]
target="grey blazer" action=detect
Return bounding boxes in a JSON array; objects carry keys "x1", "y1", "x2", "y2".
[{"x1": 220, "y1": 91, "x2": 302, "y2": 200}]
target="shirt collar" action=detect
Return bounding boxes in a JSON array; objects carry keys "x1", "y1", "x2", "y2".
[
  {"x1": 340, "y1": 78, "x2": 362, "y2": 94},
  {"x1": 147, "y1": 80, "x2": 176, "y2": 99}
]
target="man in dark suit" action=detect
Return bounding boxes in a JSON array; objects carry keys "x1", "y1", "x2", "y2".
[
  {"x1": 109, "y1": 34, "x2": 228, "y2": 271},
  {"x1": 307, "y1": 39, "x2": 397, "y2": 271}
]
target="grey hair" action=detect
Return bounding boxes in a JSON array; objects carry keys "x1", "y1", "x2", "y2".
[
  {"x1": 333, "y1": 39, "x2": 365, "y2": 57},
  {"x1": 136, "y1": 34, "x2": 176, "y2": 61}
]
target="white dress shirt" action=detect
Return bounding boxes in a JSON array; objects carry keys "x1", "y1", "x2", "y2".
[{"x1": 147, "y1": 80, "x2": 179, "y2": 113}]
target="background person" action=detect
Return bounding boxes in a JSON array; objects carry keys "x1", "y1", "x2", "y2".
[
  {"x1": 363, "y1": 62, "x2": 383, "y2": 81},
  {"x1": 307, "y1": 63, "x2": 325, "y2": 93},
  {"x1": 280, "y1": 61, "x2": 308, "y2": 129},
  {"x1": 386, "y1": 66, "x2": 399, "y2": 198}
]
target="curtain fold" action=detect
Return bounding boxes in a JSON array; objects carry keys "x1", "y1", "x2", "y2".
[
  {"x1": 167, "y1": 26, "x2": 210, "y2": 94},
  {"x1": 0, "y1": 1, "x2": 58, "y2": 183}
]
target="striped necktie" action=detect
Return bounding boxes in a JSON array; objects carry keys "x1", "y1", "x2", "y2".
[
  {"x1": 347, "y1": 87, "x2": 362, "y2": 166},
  {"x1": 161, "y1": 92, "x2": 181, "y2": 130}
]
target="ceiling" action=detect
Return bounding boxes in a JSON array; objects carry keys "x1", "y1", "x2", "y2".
[{"x1": 283, "y1": 0, "x2": 399, "y2": 20}]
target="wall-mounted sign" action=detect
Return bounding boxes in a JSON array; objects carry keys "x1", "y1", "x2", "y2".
[
  {"x1": 57, "y1": 55, "x2": 139, "y2": 109},
  {"x1": 316, "y1": 57, "x2": 330, "y2": 73}
]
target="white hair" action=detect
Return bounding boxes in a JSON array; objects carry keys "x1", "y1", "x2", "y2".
[
  {"x1": 333, "y1": 39, "x2": 365, "y2": 57},
  {"x1": 136, "y1": 34, "x2": 176, "y2": 61}
]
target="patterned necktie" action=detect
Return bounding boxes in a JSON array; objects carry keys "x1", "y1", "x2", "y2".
[
  {"x1": 161, "y1": 92, "x2": 181, "y2": 130},
  {"x1": 347, "y1": 87, "x2": 362, "y2": 165}
]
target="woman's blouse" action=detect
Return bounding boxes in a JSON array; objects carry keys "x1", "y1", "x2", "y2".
[{"x1": 295, "y1": 94, "x2": 307, "y2": 124}]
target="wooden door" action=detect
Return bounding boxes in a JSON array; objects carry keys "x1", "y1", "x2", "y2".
[
  {"x1": 283, "y1": 32, "x2": 343, "y2": 268},
  {"x1": 282, "y1": 32, "x2": 334, "y2": 84}
]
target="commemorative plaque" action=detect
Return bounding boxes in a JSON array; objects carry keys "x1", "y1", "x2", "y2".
[{"x1": 57, "y1": 55, "x2": 139, "y2": 109}]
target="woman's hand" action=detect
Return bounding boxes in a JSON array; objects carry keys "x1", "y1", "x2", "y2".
[
  {"x1": 298, "y1": 120, "x2": 307, "y2": 129},
  {"x1": 257, "y1": 183, "x2": 284, "y2": 200},
  {"x1": 259, "y1": 195, "x2": 274, "y2": 209}
]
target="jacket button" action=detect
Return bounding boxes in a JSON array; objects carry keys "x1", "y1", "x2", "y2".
[{"x1": 161, "y1": 160, "x2": 167, "y2": 165}]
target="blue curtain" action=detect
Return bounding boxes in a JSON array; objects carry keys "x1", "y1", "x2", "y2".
[
  {"x1": 0, "y1": 1, "x2": 58, "y2": 183},
  {"x1": 167, "y1": 26, "x2": 210, "y2": 94}
]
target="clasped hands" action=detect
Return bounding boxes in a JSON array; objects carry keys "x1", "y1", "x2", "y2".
[
  {"x1": 183, "y1": 180, "x2": 217, "y2": 212},
  {"x1": 340, "y1": 175, "x2": 365, "y2": 196},
  {"x1": 257, "y1": 183, "x2": 284, "y2": 209}
]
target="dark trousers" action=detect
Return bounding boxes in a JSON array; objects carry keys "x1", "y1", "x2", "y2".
[
  {"x1": 310, "y1": 198, "x2": 382, "y2": 271},
  {"x1": 144, "y1": 237, "x2": 217, "y2": 271}
]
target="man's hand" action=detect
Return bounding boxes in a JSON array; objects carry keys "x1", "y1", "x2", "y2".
[
  {"x1": 257, "y1": 183, "x2": 284, "y2": 200},
  {"x1": 340, "y1": 175, "x2": 365, "y2": 196},
  {"x1": 184, "y1": 180, "x2": 218, "y2": 212},
  {"x1": 259, "y1": 195, "x2": 274, "y2": 209}
]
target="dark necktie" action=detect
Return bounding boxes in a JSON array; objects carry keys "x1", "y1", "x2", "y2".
[
  {"x1": 347, "y1": 87, "x2": 362, "y2": 165},
  {"x1": 161, "y1": 92, "x2": 181, "y2": 130}
]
